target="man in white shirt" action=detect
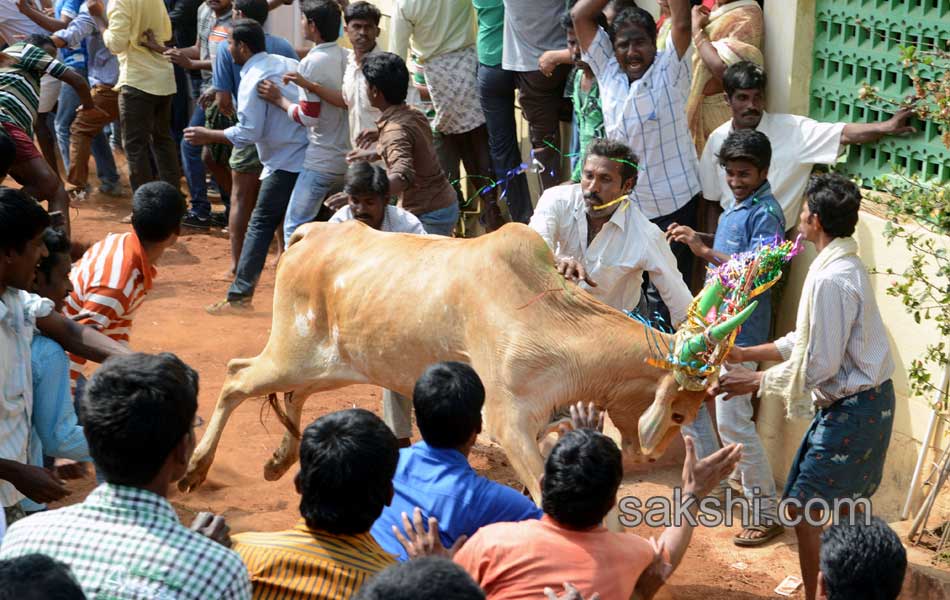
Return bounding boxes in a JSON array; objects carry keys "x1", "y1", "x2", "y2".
[
  {"x1": 700, "y1": 61, "x2": 915, "y2": 230},
  {"x1": 327, "y1": 161, "x2": 425, "y2": 447},
  {"x1": 528, "y1": 138, "x2": 691, "y2": 325}
]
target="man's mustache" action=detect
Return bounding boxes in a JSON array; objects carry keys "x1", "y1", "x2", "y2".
[{"x1": 584, "y1": 191, "x2": 603, "y2": 204}]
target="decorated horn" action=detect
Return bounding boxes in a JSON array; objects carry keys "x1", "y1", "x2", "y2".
[
  {"x1": 678, "y1": 301, "x2": 759, "y2": 364},
  {"x1": 695, "y1": 278, "x2": 726, "y2": 319}
]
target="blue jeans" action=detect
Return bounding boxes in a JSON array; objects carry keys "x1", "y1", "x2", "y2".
[
  {"x1": 182, "y1": 105, "x2": 210, "y2": 216},
  {"x1": 56, "y1": 81, "x2": 119, "y2": 185},
  {"x1": 283, "y1": 168, "x2": 343, "y2": 245},
  {"x1": 476, "y1": 63, "x2": 532, "y2": 223},
  {"x1": 417, "y1": 203, "x2": 460, "y2": 236},
  {"x1": 227, "y1": 169, "x2": 299, "y2": 301}
]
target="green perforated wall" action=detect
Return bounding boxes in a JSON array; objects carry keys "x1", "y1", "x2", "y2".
[{"x1": 809, "y1": 0, "x2": 950, "y2": 184}]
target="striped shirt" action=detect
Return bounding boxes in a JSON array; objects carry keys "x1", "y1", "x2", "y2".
[
  {"x1": 773, "y1": 253, "x2": 894, "y2": 406},
  {"x1": 0, "y1": 42, "x2": 68, "y2": 137},
  {"x1": 0, "y1": 484, "x2": 252, "y2": 599},
  {"x1": 583, "y1": 27, "x2": 701, "y2": 220},
  {"x1": 232, "y1": 520, "x2": 396, "y2": 600},
  {"x1": 63, "y1": 232, "x2": 156, "y2": 387}
]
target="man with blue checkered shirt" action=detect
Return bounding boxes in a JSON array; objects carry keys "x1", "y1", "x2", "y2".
[
  {"x1": 572, "y1": 0, "x2": 700, "y2": 319},
  {"x1": 0, "y1": 353, "x2": 251, "y2": 600}
]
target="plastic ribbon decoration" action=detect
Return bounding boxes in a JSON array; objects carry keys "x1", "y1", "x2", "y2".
[{"x1": 646, "y1": 236, "x2": 803, "y2": 391}]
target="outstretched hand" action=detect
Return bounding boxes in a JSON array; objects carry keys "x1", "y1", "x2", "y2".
[
  {"x1": 681, "y1": 436, "x2": 741, "y2": 499},
  {"x1": 884, "y1": 108, "x2": 917, "y2": 136},
  {"x1": 190, "y1": 512, "x2": 232, "y2": 548},
  {"x1": 543, "y1": 582, "x2": 601, "y2": 600},
  {"x1": 392, "y1": 507, "x2": 466, "y2": 559},
  {"x1": 555, "y1": 257, "x2": 597, "y2": 287}
]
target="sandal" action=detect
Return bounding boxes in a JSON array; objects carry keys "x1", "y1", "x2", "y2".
[{"x1": 733, "y1": 522, "x2": 784, "y2": 547}]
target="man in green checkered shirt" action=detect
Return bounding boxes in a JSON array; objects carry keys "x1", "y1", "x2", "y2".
[
  {"x1": 0, "y1": 353, "x2": 251, "y2": 600},
  {"x1": 0, "y1": 34, "x2": 95, "y2": 234}
]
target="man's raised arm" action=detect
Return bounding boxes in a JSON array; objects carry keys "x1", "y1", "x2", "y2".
[
  {"x1": 571, "y1": 0, "x2": 610, "y2": 53},
  {"x1": 668, "y1": 0, "x2": 693, "y2": 59}
]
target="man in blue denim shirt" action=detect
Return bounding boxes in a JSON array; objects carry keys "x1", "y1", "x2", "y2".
[
  {"x1": 666, "y1": 129, "x2": 784, "y2": 547},
  {"x1": 370, "y1": 362, "x2": 541, "y2": 561}
]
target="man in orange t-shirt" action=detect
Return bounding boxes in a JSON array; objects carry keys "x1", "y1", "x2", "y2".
[{"x1": 394, "y1": 404, "x2": 742, "y2": 600}]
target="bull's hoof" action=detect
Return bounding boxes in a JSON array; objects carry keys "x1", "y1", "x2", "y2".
[
  {"x1": 263, "y1": 455, "x2": 294, "y2": 481},
  {"x1": 178, "y1": 465, "x2": 209, "y2": 493}
]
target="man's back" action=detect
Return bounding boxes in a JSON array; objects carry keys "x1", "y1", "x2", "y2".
[
  {"x1": 370, "y1": 442, "x2": 541, "y2": 561},
  {"x1": 233, "y1": 521, "x2": 395, "y2": 599},
  {"x1": 63, "y1": 232, "x2": 154, "y2": 386},
  {"x1": 0, "y1": 484, "x2": 251, "y2": 599},
  {"x1": 103, "y1": 0, "x2": 175, "y2": 96},
  {"x1": 454, "y1": 516, "x2": 654, "y2": 600}
]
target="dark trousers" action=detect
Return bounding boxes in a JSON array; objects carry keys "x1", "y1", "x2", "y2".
[
  {"x1": 433, "y1": 124, "x2": 494, "y2": 204},
  {"x1": 228, "y1": 169, "x2": 299, "y2": 301},
  {"x1": 514, "y1": 65, "x2": 572, "y2": 189},
  {"x1": 641, "y1": 193, "x2": 700, "y2": 326},
  {"x1": 119, "y1": 86, "x2": 181, "y2": 192},
  {"x1": 476, "y1": 63, "x2": 532, "y2": 223}
]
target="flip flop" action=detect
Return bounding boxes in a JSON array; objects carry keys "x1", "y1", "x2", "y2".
[{"x1": 734, "y1": 522, "x2": 784, "y2": 547}]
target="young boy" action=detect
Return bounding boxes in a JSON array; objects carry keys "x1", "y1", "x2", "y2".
[
  {"x1": 666, "y1": 129, "x2": 785, "y2": 547},
  {"x1": 63, "y1": 182, "x2": 185, "y2": 390},
  {"x1": 562, "y1": 10, "x2": 604, "y2": 183},
  {"x1": 256, "y1": 0, "x2": 349, "y2": 245},
  {"x1": 26, "y1": 227, "x2": 92, "y2": 514}
]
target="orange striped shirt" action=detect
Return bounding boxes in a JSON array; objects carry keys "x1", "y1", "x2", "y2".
[
  {"x1": 63, "y1": 232, "x2": 156, "y2": 386},
  {"x1": 232, "y1": 520, "x2": 396, "y2": 600}
]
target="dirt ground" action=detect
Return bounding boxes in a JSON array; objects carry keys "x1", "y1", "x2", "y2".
[{"x1": 47, "y1": 187, "x2": 803, "y2": 599}]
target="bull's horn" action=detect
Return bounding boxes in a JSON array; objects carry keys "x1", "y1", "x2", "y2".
[
  {"x1": 695, "y1": 278, "x2": 726, "y2": 320},
  {"x1": 677, "y1": 301, "x2": 758, "y2": 364}
]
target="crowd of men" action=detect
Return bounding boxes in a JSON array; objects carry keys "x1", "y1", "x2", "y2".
[{"x1": 0, "y1": 0, "x2": 921, "y2": 598}]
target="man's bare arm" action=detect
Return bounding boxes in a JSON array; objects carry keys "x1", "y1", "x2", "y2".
[
  {"x1": 36, "y1": 312, "x2": 132, "y2": 364},
  {"x1": 571, "y1": 0, "x2": 610, "y2": 53}
]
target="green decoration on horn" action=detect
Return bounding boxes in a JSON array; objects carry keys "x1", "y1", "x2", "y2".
[
  {"x1": 695, "y1": 278, "x2": 726, "y2": 320},
  {"x1": 678, "y1": 300, "x2": 759, "y2": 364}
]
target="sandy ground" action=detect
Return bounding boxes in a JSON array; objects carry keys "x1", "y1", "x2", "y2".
[{"x1": 42, "y1": 185, "x2": 804, "y2": 599}]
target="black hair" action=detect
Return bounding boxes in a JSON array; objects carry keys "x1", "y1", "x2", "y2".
[
  {"x1": 819, "y1": 517, "x2": 906, "y2": 600},
  {"x1": 36, "y1": 227, "x2": 71, "y2": 281},
  {"x1": 0, "y1": 554, "x2": 85, "y2": 600},
  {"x1": 717, "y1": 129, "x2": 772, "y2": 171},
  {"x1": 584, "y1": 137, "x2": 639, "y2": 182},
  {"x1": 723, "y1": 61, "x2": 768, "y2": 97},
  {"x1": 230, "y1": 18, "x2": 267, "y2": 55},
  {"x1": 413, "y1": 362, "x2": 485, "y2": 449},
  {"x1": 81, "y1": 352, "x2": 198, "y2": 486},
  {"x1": 344, "y1": 161, "x2": 389, "y2": 198},
  {"x1": 24, "y1": 34, "x2": 55, "y2": 51},
  {"x1": 361, "y1": 52, "x2": 409, "y2": 105},
  {"x1": 344, "y1": 0, "x2": 381, "y2": 25},
  {"x1": 610, "y1": 6, "x2": 656, "y2": 43},
  {"x1": 804, "y1": 173, "x2": 861, "y2": 238},
  {"x1": 302, "y1": 0, "x2": 341, "y2": 42},
  {"x1": 0, "y1": 187, "x2": 50, "y2": 254},
  {"x1": 541, "y1": 429, "x2": 622, "y2": 529},
  {"x1": 297, "y1": 408, "x2": 398, "y2": 534},
  {"x1": 130, "y1": 181, "x2": 185, "y2": 244},
  {"x1": 354, "y1": 557, "x2": 485, "y2": 600},
  {"x1": 234, "y1": 0, "x2": 269, "y2": 25},
  {"x1": 0, "y1": 126, "x2": 15, "y2": 179}
]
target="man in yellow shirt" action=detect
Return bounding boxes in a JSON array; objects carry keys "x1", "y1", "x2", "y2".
[
  {"x1": 102, "y1": 0, "x2": 180, "y2": 193},
  {"x1": 232, "y1": 409, "x2": 399, "y2": 599}
]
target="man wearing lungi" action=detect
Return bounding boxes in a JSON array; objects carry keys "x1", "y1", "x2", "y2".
[{"x1": 716, "y1": 173, "x2": 895, "y2": 600}]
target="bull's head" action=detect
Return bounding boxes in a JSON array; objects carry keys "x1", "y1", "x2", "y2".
[{"x1": 636, "y1": 281, "x2": 757, "y2": 456}]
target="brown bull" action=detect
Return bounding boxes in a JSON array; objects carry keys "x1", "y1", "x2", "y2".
[{"x1": 180, "y1": 221, "x2": 739, "y2": 499}]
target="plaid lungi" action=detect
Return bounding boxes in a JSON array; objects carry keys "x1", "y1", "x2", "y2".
[{"x1": 421, "y1": 46, "x2": 485, "y2": 135}]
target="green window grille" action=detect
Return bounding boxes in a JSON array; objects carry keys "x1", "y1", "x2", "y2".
[{"x1": 809, "y1": 0, "x2": 950, "y2": 184}]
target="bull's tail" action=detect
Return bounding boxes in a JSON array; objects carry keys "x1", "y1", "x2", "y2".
[{"x1": 262, "y1": 392, "x2": 302, "y2": 440}]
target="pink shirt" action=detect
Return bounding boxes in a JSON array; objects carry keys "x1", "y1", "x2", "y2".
[{"x1": 454, "y1": 516, "x2": 655, "y2": 600}]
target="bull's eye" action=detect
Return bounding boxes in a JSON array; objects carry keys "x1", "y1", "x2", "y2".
[{"x1": 672, "y1": 413, "x2": 684, "y2": 424}]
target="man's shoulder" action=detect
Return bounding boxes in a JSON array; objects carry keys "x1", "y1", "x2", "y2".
[
  {"x1": 537, "y1": 183, "x2": 582, "y2": 210},
  {"x1": 1, "y1": 503, "x2": 84, "y2": 553},
  {"x1": 707, "y1": 120, "x2": 733, "y2": 147}
]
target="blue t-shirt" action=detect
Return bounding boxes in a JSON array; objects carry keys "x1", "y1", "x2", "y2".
[
  {"x1": 712, "y1": 180, "x2": 785, "y2": 346},
  {"x1": 212, "y1": 33, "x2": 296, "y2": 102},
  {"x1": 370, "y1": 441, "x2": 542, "y2": 561},
  {"x1": 55, "y1": 0, "x2": 86, "y2": 71}
]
